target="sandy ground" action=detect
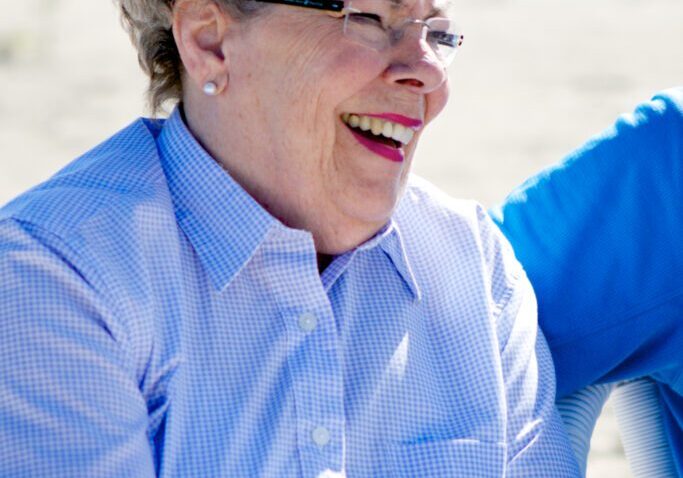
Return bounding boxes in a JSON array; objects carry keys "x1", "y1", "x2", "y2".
[{"x1": 1, "y1": 0, "x2": 682, "y2": 476}]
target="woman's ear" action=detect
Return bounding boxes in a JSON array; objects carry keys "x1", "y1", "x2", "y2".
[{"x1": 173, "y1": 0, "x2": 234, "y2": 95}]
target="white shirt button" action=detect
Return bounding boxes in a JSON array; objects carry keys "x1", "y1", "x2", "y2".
[
  {"x1": 312, "y1": 426, "x2": 331, "y2": 447},
  {"x1": 298, "y1": 312, "x2": 318, "y2": 332}
]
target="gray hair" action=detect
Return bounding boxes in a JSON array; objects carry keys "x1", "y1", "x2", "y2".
[{"x1": 115, "y1": 0, "x2": 267, "y2": 113}]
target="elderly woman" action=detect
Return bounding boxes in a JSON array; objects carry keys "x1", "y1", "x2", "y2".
[{"x1": 0, "y1": 0, "x2": 578, "y2": 476}]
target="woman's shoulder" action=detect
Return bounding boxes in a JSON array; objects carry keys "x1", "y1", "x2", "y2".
[
  {"x1": 0, "y1": 118, "x2": 171, "y2": 242},
  {"x1": 399, "y1": 175, "x2": 513, "y2": 250},
  {"x1": 0, "y1": 117, "x2": 180, "y2": 307},
  {"x1": 399, "y1": 175, "x2": 483, "y2": 225},
  {"x1": 397, "y1": 175, "x2": 524, "y2": 306}
]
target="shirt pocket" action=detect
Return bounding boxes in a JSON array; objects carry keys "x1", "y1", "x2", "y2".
[{"x1": 387, "y1": 438, "x2": 507, "y2": 478}]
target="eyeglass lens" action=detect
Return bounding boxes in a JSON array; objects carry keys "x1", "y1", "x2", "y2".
[{"x1": 342, "y1": 1, "x2": 462, "y2": 66}]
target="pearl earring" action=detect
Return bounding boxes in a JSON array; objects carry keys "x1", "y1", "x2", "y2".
[{"x1": 203, "y1": 81, "x2": 218, "y2": 96}]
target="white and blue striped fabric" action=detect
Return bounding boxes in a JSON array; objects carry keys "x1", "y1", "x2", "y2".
[
  {"x1": 0, "y1": 108, "x2": 579, "y2": 477},
  {"x1": 613, "y1": 379, "x2": 678, "y2": 478},
  {"x1": 556, "y1": 379, "x2": 678, "y2": 478},
  {"x1": 556, "y1": 383, "x2": 615, "y2": 476}
]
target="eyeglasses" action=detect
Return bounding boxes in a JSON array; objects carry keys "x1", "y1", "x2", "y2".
[{"x1": 252, "y1": 0, "x2": 464, "y2": 67}]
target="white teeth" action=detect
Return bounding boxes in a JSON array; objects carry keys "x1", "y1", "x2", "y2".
[
  {"x1": 370, "y1": 118, "x2": 383, "y2": 136},
  {"x1": 382, "y1": 121, "x2": 393, "y2": 138},
  {"x1": 400, "y1": 127, "x2": 415, "y2": 145},
  {"x1": 359, "y1": 115, "x2": 371, "y2": 131},
  {"x1": 393, "y1": 123, "x2": 406, "y2": 141},
  {"x1": 341, "y1": 113, "x2": 417, "y2": 146}
]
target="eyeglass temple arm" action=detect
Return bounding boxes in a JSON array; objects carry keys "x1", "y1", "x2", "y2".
[{"x1": 252, "y1": 0, "x2": 344, "y2": 12}]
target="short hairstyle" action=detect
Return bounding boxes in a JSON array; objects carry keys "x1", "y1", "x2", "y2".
[{"x1": 116, "y1": 0, "x2": 266, "y2": 113}]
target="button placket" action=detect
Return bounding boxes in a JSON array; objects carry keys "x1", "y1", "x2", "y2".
[
  {"x1": 261, "y1": 227, "x2": 344, "y2": 473},
  {"x1": 287, "y1": 306, "x2": 345, "y2": 475}
]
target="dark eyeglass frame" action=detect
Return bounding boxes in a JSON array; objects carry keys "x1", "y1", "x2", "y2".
[
  {"x1": 251, "y1": 0, "x2": 463, "y2": 65},
  {"x1": 252, "y1": 0, "x2": 344, "y2": 12}
]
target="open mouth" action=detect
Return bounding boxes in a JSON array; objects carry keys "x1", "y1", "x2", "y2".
[
  {"x1": 341, "y1": 113, "x2": 415, "y2": 149},
  {"x1": 351, "y1": 126, "x2": 400, "y2": 148}
]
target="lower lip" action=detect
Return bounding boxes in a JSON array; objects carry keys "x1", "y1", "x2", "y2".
[{"x1": 349, "y1": 129, "x2": 404, "y2": 163}]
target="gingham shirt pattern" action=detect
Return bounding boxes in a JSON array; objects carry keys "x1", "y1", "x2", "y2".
[{"x1": 0, "y1": 109, "x2": 579, "y2": 477}]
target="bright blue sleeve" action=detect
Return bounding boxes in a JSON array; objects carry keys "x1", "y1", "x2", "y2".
[{"x1": 491, "y1": 87, "x2": 683, "y2": 398}]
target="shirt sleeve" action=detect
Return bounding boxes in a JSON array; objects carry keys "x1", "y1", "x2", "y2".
[
  {"x1": 476, "y1": 209, "x2": 580, "y2": 476},
  {"x1": 491, "y1": 87, "x2": 683, "y2": 398},
  {"x1": 0, "y1": 219, "x2": 155, "y2": 477},
  {"x1": 497, "y1": 264, "x2": 580, "y2": 476}
]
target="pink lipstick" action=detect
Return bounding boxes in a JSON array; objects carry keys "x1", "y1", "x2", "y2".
[{"x1": 364, "y1": 113, "x2": 423, "y2": 129}]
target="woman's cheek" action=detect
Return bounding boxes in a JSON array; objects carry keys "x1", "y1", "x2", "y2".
[
  {"x1": 425, "y1": 80, "x2": 450, "y2": 124},
  {"x1": 332, "y1": 48, "x2": 387, "y2": 90}
]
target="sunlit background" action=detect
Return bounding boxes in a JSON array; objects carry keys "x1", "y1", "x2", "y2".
[{"x1": 2, "y1": 0, "x2": 682, "y2": 476}]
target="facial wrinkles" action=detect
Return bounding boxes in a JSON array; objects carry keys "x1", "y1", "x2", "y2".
[
  {"x1": 270, "y1": 18, "x2": 354, "y2": 214},
  {"x1": 229, "y1": 18, "x2": 309, "y2": 202},
  {"x1": 262, "y1": 15, "x2": 334, "y2": 123}
]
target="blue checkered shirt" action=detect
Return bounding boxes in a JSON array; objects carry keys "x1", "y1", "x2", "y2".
[{"x1": 0, "y1": 108, "x2": 578, "y2": 477}]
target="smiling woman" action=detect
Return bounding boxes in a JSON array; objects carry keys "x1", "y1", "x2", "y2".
[
  {"x1": 0, "y1": 0, "x2": 580, "y2": 476},
  {"x1": 169, "y1": 0, "x2": 458, "y2": 256}
]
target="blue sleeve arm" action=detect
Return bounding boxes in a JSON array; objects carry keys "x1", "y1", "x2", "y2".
[
  {"x1": 0, "y1": 219, "x2": 155, "y2": 477},
  {"x1": 491, "y1": 88, "x2": 683, "y2": 397}
]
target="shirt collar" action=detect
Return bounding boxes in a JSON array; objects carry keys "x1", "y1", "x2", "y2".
[
  {"x1": 157, "y1": 106, "x2": 420, "y2": 299},
  {"x1": 157, "y1": 107, "x2": 277, "y2": 291},
  {"x1": 320, "y1": 220, "x2": 421, "y2": 301},
  {"x1": 376, "y1": 220, "x2": 422, "y2": 301}
]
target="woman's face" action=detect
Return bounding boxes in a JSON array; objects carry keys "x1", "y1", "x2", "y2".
[{"x1": 223, "y1": 0, "x2": 452, "y2": 252}]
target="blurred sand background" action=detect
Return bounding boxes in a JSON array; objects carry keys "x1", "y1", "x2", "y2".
[{"x1": 1, "y1": 0, "x2": 682, "y2": 476}]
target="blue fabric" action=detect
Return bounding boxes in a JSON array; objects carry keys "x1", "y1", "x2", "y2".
[
  {"x1": 493, "y1": 87, "x2": 683, "y2": 475},
  {"x1": 0, "y1": 108, "x2": 578, "y2": 477}
]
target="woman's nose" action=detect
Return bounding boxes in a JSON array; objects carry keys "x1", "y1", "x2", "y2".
[{"x1": 382, "y1": 29, "x2": 447, "y2": 93}]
